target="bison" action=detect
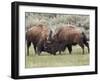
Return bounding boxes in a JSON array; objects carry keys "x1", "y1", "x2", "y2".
[
  {"x1": 43, "y1": 40, "x2": 69, "y2": 55},
  {"x1": 43, "y1": 25, "x2": 89, "y2": 54},
  {"x1": 26, "y1": 24, "x2": 51, "y2": 55},
  {"x1": 42, "y1": 30, "x2": 72, "y2": 55}
]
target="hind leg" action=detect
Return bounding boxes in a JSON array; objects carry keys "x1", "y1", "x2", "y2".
[
  {"x1": 79, "y1": 43, "x2": 84, "y2": 54},
  {"x1": 84, "y1": 42, "x2": 90, "y2": 53},
  {"x1": 27, "y1": 41, "x2": 31, "y2": 56}
]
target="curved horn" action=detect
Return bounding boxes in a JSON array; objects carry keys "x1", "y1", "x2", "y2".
[{"x1": 48, "y1": 30, "x2": 53, "y2": 41}]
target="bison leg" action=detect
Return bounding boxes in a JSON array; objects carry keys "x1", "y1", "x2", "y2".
[
  {"x1": 36, "y1": 40, "x2": 43, "y2": 55},
  {"x1": 34, "y1": 45, "x2": 37, "y2": 53},
  {"x1": 32, "y1": 43, "x2": 37, "y2": 54},
  {"x1": 59, "y1": 51, "x2": 61, "y2": 54},
  {"x1": 36, "y1": 46, "x2": 41, "y2": 55},
  {"x1": 53, "y1": 53, "x2": 56, "y2": 55},
  {"x1": 84, "y1": 42, "x2": 90, "y2": 53},
  {"x1": 79, "y1": 43, "x2": 84, "y2": 54},
  {"x1": 67, "y1": 45, "x2": 72, "y2": 54},
  {"x1": 27, "y1": 41, "x2": 31, "y2": 56}
]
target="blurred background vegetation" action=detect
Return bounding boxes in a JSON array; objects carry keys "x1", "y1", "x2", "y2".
[{"x1": 25, "y1": 12, "x2": 89, "y2": 39}]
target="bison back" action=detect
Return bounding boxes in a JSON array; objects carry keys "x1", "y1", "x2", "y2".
[{"x1": 55, "y1": 26, "x2": 82, "y2": 44}]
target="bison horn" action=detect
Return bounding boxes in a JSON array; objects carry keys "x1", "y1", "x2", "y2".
[{"x1": 48, "y1": 30, "x2": 53, "y2": 41}]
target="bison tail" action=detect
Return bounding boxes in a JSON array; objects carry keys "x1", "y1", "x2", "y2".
[{"x1": 81, "y1": 32, "x2": 89, "y2": 42}]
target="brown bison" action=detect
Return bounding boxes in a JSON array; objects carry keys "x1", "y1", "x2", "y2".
[
  {"x1": 42, "y1": 30, "x2": 72, "y2": 55},
  {"x1": 44, "y1": 25, "x2": 89, "y2": 54},
  {"x1": 26, "y1": 24, "x2": 51, "y2": 55},
  {"x1": 43, "y1": 40, "x2": 70, "y2": 55}
]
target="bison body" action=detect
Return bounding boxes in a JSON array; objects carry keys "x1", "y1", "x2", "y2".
[
  {"x1": 55, "y1": 26, "x2": 89, "y2": 54},
  {"x1": 44, "y1": 26, "x2": 89, "y2": 54},
  {"x1": 26, "y1": 24, "x2": 50, "y2": 55},
  {"x1": 26, "y1": 25, "x2": 89, "y2": 55}
]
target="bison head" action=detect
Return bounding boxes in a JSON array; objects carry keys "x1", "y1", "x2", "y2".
[{"x1": 43, "y1": 32, "x2": 66, "y2": 55}]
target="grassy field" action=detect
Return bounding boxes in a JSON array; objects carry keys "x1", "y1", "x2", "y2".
[{"x1": 25, "y1": 45, "x2": 89, "y2": 68}]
